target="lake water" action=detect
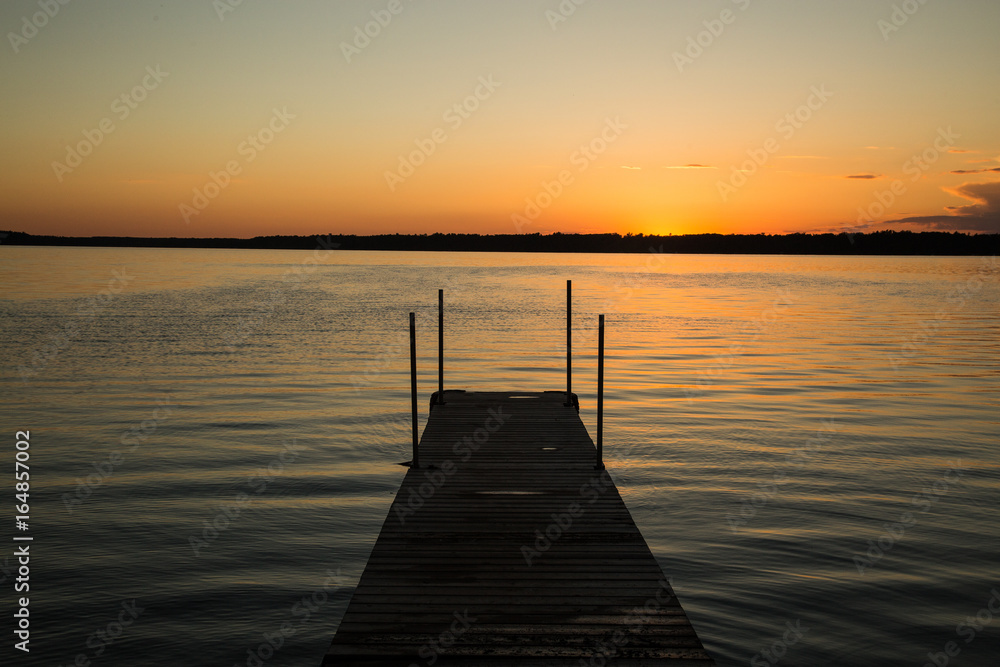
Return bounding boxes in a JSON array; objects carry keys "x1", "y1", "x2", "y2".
[{"x1": 0, "y1": 246, "x2": 998, "y2": 666}]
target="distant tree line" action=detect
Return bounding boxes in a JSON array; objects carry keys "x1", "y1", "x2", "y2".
[{"x1": 2, "y1": 230, "x2": 998, "y2": 255}]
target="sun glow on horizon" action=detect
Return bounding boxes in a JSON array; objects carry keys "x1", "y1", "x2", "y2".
[{"x1": 1, "y1": 1, "x2": 998, "y2": 238}]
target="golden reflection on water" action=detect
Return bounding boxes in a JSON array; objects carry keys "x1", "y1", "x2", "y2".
[{"x1": 1, "y1": 247, "x2": 997, "y2": 666}]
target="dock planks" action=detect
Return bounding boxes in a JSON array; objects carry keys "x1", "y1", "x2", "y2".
[{"x1": 324, "y1": 390, "x2": 715, "y2": 666}]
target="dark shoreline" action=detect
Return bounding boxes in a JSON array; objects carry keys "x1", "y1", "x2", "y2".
[{"x1": 2, "y1": 230, "x2": 998, "y2": 255}]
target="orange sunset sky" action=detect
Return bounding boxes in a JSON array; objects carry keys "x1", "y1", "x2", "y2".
[{"x1": 2, "y1": 0, "x2": 999, "y2": 238}]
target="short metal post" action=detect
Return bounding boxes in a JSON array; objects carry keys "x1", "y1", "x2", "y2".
[
  {"x1": 438, "y1": 289, "x2": 444, "y2": 405},
  {"x1": 409, "y1": 312, "x2": 420, "y2": 468},
  {"x1": 566, "y1": 279, "x2": 572, "y2": 405},
  {"x1": 596, "y1": 314, "x2": 605, "y2": 471}
]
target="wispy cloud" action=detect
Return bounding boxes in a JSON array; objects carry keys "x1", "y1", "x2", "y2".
[
  {"x1": 808, "y1": 220, "x2": 886, "y2": 235},
  {"x1": 620, "y1": 165, "x2": 642, "y2": 170},
  {"x1": 948, "y1": 148, "x2": 975, "y2": 154},
  {"x1": 894, "y1": 180, "x2": 1000, "y2": 233},
  {"x1": 662, "y1": 163, "x2": 716, "y2": 169},
  {"x1": 846, "y1": 174, "x2": 881, "y2": 180},
  {"x1": 864, "y1": 146, "x2": 895, "y2": 151},
  {"x1": 951, "y1": 167, "x2": 1000, "y2": 175},
  {"x1": 778, "y1": 155, "x2": 828, "y2": 160}
]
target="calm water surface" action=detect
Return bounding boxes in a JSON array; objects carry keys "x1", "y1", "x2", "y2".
[{"x1": 0, "y1": 247, "x2": 998, "y2": 666}]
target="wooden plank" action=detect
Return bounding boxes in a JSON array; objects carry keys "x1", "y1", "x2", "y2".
[{"x1": 324, "y1": 391, "x2": 715, "y2": 665}]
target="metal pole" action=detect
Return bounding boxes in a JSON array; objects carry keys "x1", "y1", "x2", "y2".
[
  {"x1": 438, "y1": 289, "x2": 444, "y2": 405},
  {"x1": 596, "y1": 314, "x2": 605, "y2": 471},
  {"x1": 566, "y1": 279, "x2": 572, "y2": 405},
  {"x1": 409, "y1": 312, "x2": 419, "y2": 468}
]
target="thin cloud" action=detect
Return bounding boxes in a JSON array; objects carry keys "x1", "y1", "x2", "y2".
[
  {"x1": 948, "y1": 148, "x2": 975, "y2": 154},
  {"x1": 802, "y1": 219, "x2": 885, "y2": 235},
  {"x1": 894, "y1": 180, "x2": 1000, "y2": 233},
  {"x1": 778, "y1": 155, "x2": 828, "y2": 159},
  {"x1": 662, "y1": 164, "x2": 716, "y2": 169},
  {"x1": 951, "y1": 167, "x2": 1000, "y2": 175},
  {"x1": 620, "y1": 165, "x2": 642, "y2": 170},
  {"x1": 846, "y1": 174, "x2": 881, "y2": 180},
  {"x1": 864, "y1": 146, "x2": 895, "y2": 150}
]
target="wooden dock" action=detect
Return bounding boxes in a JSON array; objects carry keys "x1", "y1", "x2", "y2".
[{"x1": 324, "y1": 390, "x2": 715, "y2": 666}]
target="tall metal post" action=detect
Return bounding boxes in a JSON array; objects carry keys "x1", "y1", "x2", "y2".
[
  {"x1": 409, "y1": 312, "x2": 420, "y2": 468},
  {"x1": 566, "y1": 279, "x2": 572, "y2": 405},
  {"x1": 596, "y1": 314, "x2": 605, "y2": 471},
  {"x1": 438, "y1": 289, "x2": 444, "y2": 405}
]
